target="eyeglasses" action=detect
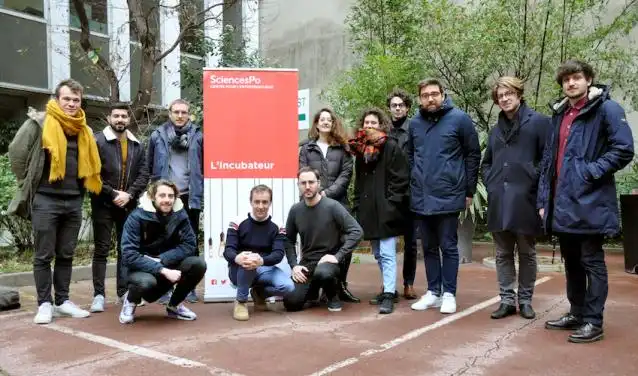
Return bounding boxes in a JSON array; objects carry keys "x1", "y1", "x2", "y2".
[
  {"x1": 420, "y1": 92, "x2": 441, "y2": 100},
  {"x1": 390, "y1": 103, "x2": 406, "y2": 109},
  {"x1": 497, "y1": 91, "x2": 517, "y2": 101}
]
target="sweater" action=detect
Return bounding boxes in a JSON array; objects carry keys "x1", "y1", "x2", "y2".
[
  {"x1": 284, "y1": 197, "x2": 363, "y2": 269},
  {"x1": 223, "y1": 214, "x2": 286, "y2": 266}
]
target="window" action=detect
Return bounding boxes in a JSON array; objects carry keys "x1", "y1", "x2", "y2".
[
  {"x1": 0, "y1": 0, "x2": 44, "y2": 18},
  {"x1": 69, "y1": 0, "x2": 108, "y2": 35}
]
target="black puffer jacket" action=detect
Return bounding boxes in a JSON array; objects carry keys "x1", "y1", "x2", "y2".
[{"x1": 299, "y1": 139, "x2": 353, "y2": 207}]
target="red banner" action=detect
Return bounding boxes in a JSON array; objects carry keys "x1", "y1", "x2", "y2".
[{"x1": 202, "y1": 69, "x2": 299, "y2": 178}]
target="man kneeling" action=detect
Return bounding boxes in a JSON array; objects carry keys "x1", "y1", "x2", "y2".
[
  {"x1": 224, "y1": 184, "x2": 295, "y2": 321},
  {"x1": 283, "y1": 167, "x2": 363, "y2": 312},
  {"x1": 119, "y1": 179, "x2": 206, "y2": 324}
]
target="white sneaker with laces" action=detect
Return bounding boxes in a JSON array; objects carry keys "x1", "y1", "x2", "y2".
[
  {"x1": 90, "y1": 295, "x2": 105, "y2": 312},
  {"x1": 54, "y1": 300, "x2": 91, "y2": 318},
  {"x1": 411, "y1": 291, "x2": 442, "y2": 311},
  {"x1": 440, "y1": 292, "x2": 457, "y2": 314},
  {"x1": 33, "y1": 302, "x2": 53, "y2": 324},
  {"x1": 119, "y1": 293, "x2": 137, "y2": 324}
]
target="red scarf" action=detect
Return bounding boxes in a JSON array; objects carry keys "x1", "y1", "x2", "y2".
[{"x1": 348, "y1": 128, "x2": 387, "y2": 163}]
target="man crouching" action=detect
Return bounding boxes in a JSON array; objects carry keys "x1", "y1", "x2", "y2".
[{"x1": 119, "y1": 179, "x2": 206, "y2": 324}]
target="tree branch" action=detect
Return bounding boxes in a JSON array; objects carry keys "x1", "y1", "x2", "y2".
[
  {"x1": 154, "y1": 0, "x2": 233, "y2": 64},
  {"x1": 71, "y1": 0, "x2": 120, "y2": 102},
  {"x1": 593, "y1": 0, "x2": 638, "y2": 51}
]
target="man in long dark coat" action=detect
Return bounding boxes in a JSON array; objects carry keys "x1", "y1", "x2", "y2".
[{"x1": 481, "y1": 76, "x2": 550, "y2": 320}]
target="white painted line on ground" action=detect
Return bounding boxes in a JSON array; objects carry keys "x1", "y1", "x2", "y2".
[
  {"x1": 44, "y1": 323, "x2": 241, "y2": 374},
  {"x1": 309, "y1": 276, "x2": 553, "y2": 376},
  {"x1": 0, "y1": 311, "x2": 32, "y2": 320}
]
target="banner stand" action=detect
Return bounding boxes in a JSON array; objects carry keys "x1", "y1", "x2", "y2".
[{"x1": 202, "y1": 68, "x2": 300, "y2": 303}]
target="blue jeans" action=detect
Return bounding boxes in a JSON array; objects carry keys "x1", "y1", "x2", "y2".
[
  {"x1": 371, "y1": 237, "x2": 397, "y2": 294},
  {"x1": 229, "y1": 264, "x2": 295, "y2": 302},
  {"x1": 418, "y1": 213, "x2": 460, "y2": 296}
]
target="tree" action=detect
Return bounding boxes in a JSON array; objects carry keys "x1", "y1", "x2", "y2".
[
  {"x1": 324, "y1": 0, "x2": 638, "y2": 132},
  {"x1": 180, "y1": 24, "x2": 271, "y2": 122},
  {"x1": 70, "y1": 0, "x2": 248, "y2": 122}
]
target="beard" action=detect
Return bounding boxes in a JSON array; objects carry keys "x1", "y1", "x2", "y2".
[{"x1": 111, "y1": 123, "x2": 128, "y2": 133}]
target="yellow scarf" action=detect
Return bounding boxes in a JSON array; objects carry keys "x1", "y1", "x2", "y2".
[{"x1": 41, "y1": 99, "x2": 102, "y2": 194}]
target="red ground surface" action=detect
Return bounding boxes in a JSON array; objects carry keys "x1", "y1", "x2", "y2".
[{"x1": 1, "y1": 245, "x2": 637, "y2": 376}]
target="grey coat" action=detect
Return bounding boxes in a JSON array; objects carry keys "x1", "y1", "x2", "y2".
[{"x1": 299, "y1": 139, "x2": 353, "y2": 207}]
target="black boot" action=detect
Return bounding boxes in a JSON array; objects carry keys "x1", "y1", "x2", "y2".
[
  {"x1": 519, "y1": 304, "x2": 536, "y2": 319},
  {"x1": 490, "y1": 303, "x2": 516, "y2": 319},
  {"x1": 339, "y1": 281, "x2": 360, "y2": 303}
]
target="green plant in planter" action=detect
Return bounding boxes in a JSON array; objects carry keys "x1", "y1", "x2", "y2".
[{"x1": 459, "y1": 181, "x2": 488, "y2": 225}]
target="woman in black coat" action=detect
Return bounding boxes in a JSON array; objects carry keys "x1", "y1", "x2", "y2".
[
  {"x1": 298, "y1": 107, "x2": 358, "y2": 303},
  {"x1": 349, "y1": 107, "x2": 409, "y2": 314}
]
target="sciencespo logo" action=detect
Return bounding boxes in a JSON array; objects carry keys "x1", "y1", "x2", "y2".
[{"x1": 209, "y1": 74, "x2": 262, "y2": 86}]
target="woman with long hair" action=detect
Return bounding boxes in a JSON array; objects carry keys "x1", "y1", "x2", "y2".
[
  {"x1": 349, "y1": 107, "x2": 409, "y2": 314},
  {"x1": 298, "y1": 107, "x2": 359, "y2": 303}
]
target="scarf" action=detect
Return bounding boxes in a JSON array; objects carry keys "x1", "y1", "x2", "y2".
[
  {"x1": 41, "y1": 99, "x2": 102, "y2": 194},
  {"x1": 348, "y1": 128, "x2": 388, "y2": 164},
  {"x1": 167, "y1": 122, "x2": 192, "y2": 151}
]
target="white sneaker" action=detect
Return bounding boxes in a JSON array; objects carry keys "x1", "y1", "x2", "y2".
[
  {"x1": 119, "y1": 293, "x2": 137, "y2": 324},
  {"x1": 411, "y1": 291, "x2": 442, "y2": 311},
  {"x1": 53, "y1": 300, "x2": 91, "y2": 318},
  {"x1": 33, "y1": 302, "x2": 53, "y2": 324},
  {"x1": 440, "y1": 292, "x2": 457, "y2": 314},
  {"x1": 90, "y1": 295, "x2": 105, "y2": 313},
  {"x1": 167, "y1": 303, "x2": 197, "y2": 321}
]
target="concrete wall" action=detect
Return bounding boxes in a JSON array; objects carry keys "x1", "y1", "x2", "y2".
[
  {"x1": 259, "y1": 0, "x2": 638, "y2": 147},
  {"x1": 259, "y1": 0, "x2": 356, "y2": 142}
]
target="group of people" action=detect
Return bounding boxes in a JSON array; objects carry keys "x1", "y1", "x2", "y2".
[
  {"x1": 232, "y1": 59, "x2": 630, "y2": 345},
  {"x1": 7, "y1": 58, "x2": 633, "y2": 345},
  {"x1": 8, "y1": 80, "x2": 206, "y2": 325}
]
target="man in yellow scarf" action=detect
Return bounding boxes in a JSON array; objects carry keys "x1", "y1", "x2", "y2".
[{"x1": 8, "y1": 79, "x2": 102, "y2": 325}]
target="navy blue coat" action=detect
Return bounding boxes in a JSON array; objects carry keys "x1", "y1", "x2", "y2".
[
  {"x1": 147, "y1": 122, "x2": 204, "y2": 210},
  {"x1": 537, "y1": 85, "x2": 634, "y2": 237},
  {"x1": 121, "y1": 193, "x2": 197, "y2": 275},
  {"x1": 481, "y1": 102, "x2": 550, "y2": 235},
  {"x1": 407, "y1": 96, "x2": 481, "y2": 215}
]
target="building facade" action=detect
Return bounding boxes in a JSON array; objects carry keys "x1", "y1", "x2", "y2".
[{"x1": 0, "y1": 0, "x2": 258, "y2": 124}]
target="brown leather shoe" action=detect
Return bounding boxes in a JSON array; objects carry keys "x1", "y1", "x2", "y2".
[{"x1": 404, "y1": 285, "x2": 417, "y2": 300}]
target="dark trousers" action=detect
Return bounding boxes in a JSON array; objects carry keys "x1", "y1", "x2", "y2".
[
  {"x1": 418, "y1": 213, "x2": 460, "y2": 295},
  {"x1": 402, "y1": 214, "x2": 419, "y2": 286},
  {"x1": 181, "y1": 194, "x2": 201, "y2": 255},
  {"x1": 91, "y1": 203, "x2": 128, "y2": 298},
  {"x1": 558, "y1": 233, "x2": 608, "y2": 327},
  {"x1": 31, "y1": 193, "x2": 83, "y2": 306},
  {"x1": 126, "y1": 256, "x2": 207, "y2": 306},
  {"x1": 492, "y1": 231, "x2": 537, "y2": 305},
  {"x1": 283, "y1": 263, "x2": 340, "y2": 312}
]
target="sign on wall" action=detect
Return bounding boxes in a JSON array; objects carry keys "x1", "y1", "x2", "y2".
[
  {"x1": 298, "y1": 88, "x2": 310, "y2": 130},
  {"x1": 202, "y1": 68, "x2": 300, "y2": 302}
]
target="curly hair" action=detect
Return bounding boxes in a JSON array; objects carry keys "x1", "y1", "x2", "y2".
[
  {"x1": 308, "y1": 108, "x2": 348, "y2": 146},
  {"x1": 386, "y1": 88, "x2": 413, "y2": 109},
  {"x1": 357, "y1": 107, "x2": 391, "y2": 133},
  {"x1": 555, "y1": 59, "x2": 595, "y2": 86}
]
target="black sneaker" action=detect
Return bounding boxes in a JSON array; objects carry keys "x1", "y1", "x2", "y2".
[
  {"x1": 369, "y1": 290, "x2": 399, "y2": 305},
  {"x1": 327, "y1": 296, "x2": 343, "y2": 312},
  {"x1": 379, "y1": 293, "x2": 394, "y2": 314}
]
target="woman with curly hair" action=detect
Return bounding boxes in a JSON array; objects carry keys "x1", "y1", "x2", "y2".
[{"x1": 349, "y1": 107, "x2": 409, "y2": 314}]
